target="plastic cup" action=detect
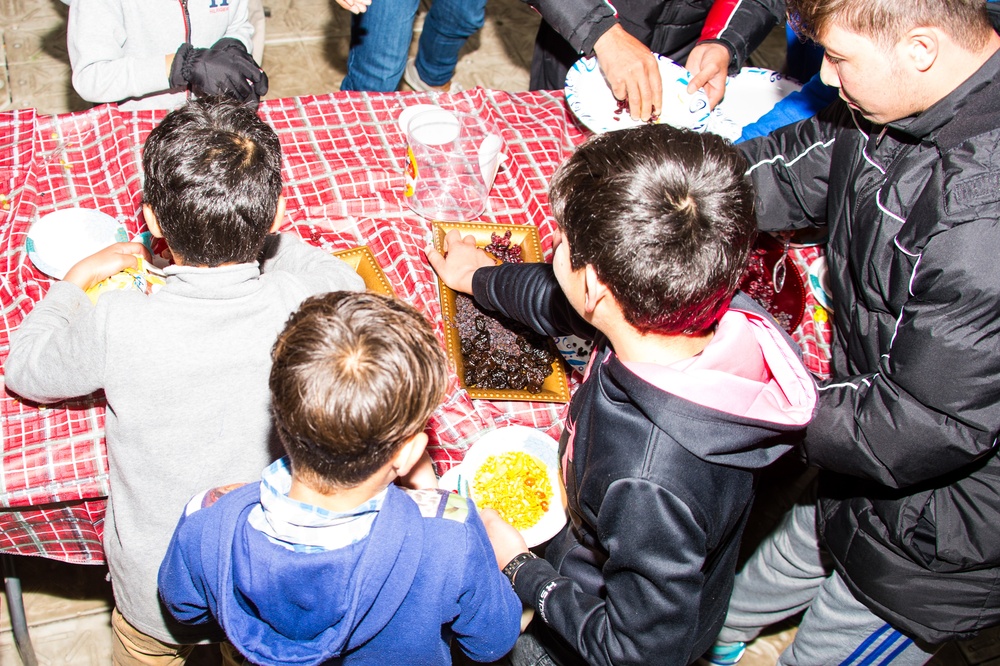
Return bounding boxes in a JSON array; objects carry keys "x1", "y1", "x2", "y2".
[{"x1": 404, "y1": 109, "x2": 501, "y2": 221}]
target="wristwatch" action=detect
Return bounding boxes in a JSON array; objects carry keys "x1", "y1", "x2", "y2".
[{"x1": 501, "y1": 551, "x2": 538, "y2": 585}]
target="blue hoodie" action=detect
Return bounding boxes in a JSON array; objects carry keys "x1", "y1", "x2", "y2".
[{"x1": 158, "y1": 483, "x2": 520, "y2": 665}]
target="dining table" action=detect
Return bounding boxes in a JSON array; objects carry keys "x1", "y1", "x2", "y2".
[{"x1": 0, "y1": 87, "x2": 831, "y2": 566}]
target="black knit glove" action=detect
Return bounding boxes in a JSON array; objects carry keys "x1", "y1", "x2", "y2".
[{"x1": 169, "y1": 38, "x2": 269, "y2": 107}]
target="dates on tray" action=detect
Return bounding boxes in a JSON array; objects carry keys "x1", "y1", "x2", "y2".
[
  {"x1": 455, "y1": 294, "x2": 558, "y2": 393},
  {"x1": 451, "y1": 231, "x2": 558, "y2": 394}
]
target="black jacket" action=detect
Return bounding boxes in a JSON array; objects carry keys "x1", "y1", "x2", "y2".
[
  {"x1": 527, "y1": 0, "x2": 785, "y2": 90},
  {"x1": 740, "y1": 49, "x2": 1000, "y2": 644},
  {"x1": 472, "y1": 264, "x2": 815, "y2": 665}
]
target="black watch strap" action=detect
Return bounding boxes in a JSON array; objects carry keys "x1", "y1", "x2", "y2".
[{"x1": 502, "y1": 551, "x2": 539, "y2": 585}]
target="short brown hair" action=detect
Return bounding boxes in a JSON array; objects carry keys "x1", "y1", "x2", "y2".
[
  {"x1": 788, "y1": 0, "x2": 993, "y2": 49},
  {"x1": 550, "y1": 124, "x2": 756, "y2": 335},
  {"x1": 142, "y1": 97, "x2": 282, "y2": 267},
  {"x1": 269, "y1": 292, "x2": 448, "y2": 490}
]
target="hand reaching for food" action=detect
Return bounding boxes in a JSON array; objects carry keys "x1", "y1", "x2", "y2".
[
  {"x1": 425, "y1": 229, "x2": 497, "y2": 295},
  {"x1": 593, "y1": 25, "x2": 663, "y2": 122},
  {"x1": 63, "y1": 242, "x2": 151, "y2": 292},
  {"x1": 480, "y1": 507, "x2": 530, "y2": 570}
]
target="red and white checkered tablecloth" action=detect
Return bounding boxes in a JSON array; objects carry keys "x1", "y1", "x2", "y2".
[{"x1": 0, "y1": 89, "x2": 830, "y2": 564}]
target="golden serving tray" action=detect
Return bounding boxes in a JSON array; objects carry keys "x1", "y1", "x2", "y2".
[
  {"x1": 333, "y1": 246, "x2": 395, "y2": 297},
  {"x1": 432, "y1": 221, "x2": 570, "y2": 403}
]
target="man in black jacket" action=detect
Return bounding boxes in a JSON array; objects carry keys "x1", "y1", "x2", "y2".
[{"x1": 705, "y1": 1, "x2": 1000, "y2": 664}]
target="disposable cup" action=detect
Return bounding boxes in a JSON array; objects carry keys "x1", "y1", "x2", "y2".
[{"x1": 404, "y1": 109, "x2": 501, "y2": 221}]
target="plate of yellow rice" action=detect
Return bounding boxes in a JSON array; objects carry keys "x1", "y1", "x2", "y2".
[{"x1": 439, "y1": 425, "x2": 567, "y2": 547}]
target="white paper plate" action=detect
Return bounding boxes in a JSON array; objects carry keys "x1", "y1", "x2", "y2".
[
  {"x1": 554, "y1": 335, "x2": 593, "y2": 374},
  {"x1": 565, "y1": 57, "x2": 802, "y2": 140},
  {"x1": 807, "y1": 257, "x2": 834, "y2": 312},
  {"x1": 439, "y1": 425, "x2": 567, "y2": 547},
  {"x1": 705, "y1": 68, "x2": 803, "y2": 141},
  {"x1": 26, "y1": 208, "x2": 127, "y2": 279},
  {"x1": 564, "y1": 55, "x2": 711, "y2": 134}
]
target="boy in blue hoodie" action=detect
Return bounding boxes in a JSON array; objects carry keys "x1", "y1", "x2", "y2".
[
  {"x1": 158, "y1": 291, "x2": 522, "y2": 666},
  {"x1": 427, "y1": 124, "x2": 818, "y2": 666}
]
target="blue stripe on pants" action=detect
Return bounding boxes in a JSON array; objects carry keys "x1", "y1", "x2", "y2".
[
  {"x1": 878, "y1": 637, "x2": 915, "y2": 665},
  {"x1": 839, "y1": 624, "x2": 891, "y2": 666},
  {"x1": 839, "y1": 624, "x2": 914, "y2": 666},
  {"x1": 857, "y1": 631, "x2": 904, "y2": 665}
]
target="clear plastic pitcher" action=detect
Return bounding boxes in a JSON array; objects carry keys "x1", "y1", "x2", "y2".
[{"x1": 404, "y1": 109, "x2": 501, "y2": 221}]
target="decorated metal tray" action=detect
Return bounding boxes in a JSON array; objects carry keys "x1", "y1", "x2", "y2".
[
  {"x1": 431, "y1": 221, "x2": 570, "y2": 403},
  {"x1": 332, "y1": 245, "x2": 395, "y2": 297}
]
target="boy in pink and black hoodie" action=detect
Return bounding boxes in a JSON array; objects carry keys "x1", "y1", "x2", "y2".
[{"x1": 427, "y1": 124, "x2": 817, "y2": 666}]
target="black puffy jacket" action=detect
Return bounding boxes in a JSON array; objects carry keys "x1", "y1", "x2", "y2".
[
  {"x1": 740, "y1": 49, "x2": 1000, "y2": 644},
  {"x1": 526, "y1": 0, "x2": 784, "y2": 90}
]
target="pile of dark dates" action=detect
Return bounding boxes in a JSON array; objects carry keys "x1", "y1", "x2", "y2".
[{"x1": 453, "y1": 231, "x2": 557, "y2": 393}]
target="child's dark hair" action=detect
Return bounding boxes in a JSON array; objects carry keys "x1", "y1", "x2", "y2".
[
  {"x1": 549, "y1": 124, "x2": 756, "y2": 334},
  {"x1": 269, "y1": 292, "x2": 448, "y2": 490},
  {"x1": 141, "y1": 96, "x2": 282, "y2": 266}
]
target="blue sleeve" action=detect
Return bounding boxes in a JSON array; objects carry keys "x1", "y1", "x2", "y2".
[
  {"x1": 737, "y1": 73, "x2": 839, "y2": 143},
  {"x1": 451, "y1": 505, "x2": 522, "y2": 661},
  {"x1": 157, "y1": 510, "x2": 218, "y2": 627}
]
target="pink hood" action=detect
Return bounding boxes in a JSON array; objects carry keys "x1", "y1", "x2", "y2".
[{"x1": 621, "y1": 308, "x2": 816, "y2": 427}]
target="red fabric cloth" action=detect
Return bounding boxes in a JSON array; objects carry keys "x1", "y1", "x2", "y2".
[{"x1": 0, "y1": 90, "x2": 829, "y2": 563}]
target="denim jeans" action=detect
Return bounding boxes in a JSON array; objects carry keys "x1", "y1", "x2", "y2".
[{"x1": 340, "y1": 0, "x2": 486, "y2": 91}]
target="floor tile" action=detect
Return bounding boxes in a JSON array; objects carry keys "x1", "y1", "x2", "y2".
[
  {"x1": 3, "y1": 14, "x2": 70, "y2": 66},
  {"x1": 261, "y1": 38, "x2": 347, "y2": 99}
]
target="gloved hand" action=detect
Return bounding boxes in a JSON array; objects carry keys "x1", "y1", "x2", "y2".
[{"x1": 170, "y1": 38, "x2": 269, "y2": 107}]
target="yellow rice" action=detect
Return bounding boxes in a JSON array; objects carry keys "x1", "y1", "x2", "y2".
[{"x1": 473, "y1": 451, "x2": 552, "y2": 530}]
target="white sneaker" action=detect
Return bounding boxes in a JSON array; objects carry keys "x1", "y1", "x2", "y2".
[{"x1": 403, "y1": 58, "x2": 463, "y2": 93}]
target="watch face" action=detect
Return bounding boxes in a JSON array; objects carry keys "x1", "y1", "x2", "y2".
[{"x1": 503, "y1": 552, "x2": 538, "y2": 581}]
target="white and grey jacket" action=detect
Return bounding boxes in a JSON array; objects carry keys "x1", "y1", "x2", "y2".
[{"x1": 67, "y1": 0, "x2": 254, "y2": 110}]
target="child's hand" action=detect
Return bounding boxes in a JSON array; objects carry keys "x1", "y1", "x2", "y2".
[
  {"x1": 334, "y1": 0, "x2": 371, "y2": 14},
  {"x1": 396, "y1": 450, "x2": 438, "y2": 490},
  {"x1": 480, "y1": 507, "x2": 530, "y2": 570},
  {"x1": 63, "y1": 242, "x2": 151, "y2": 292},
  {"x1": 425, "y1": 229, "x2": 497, "y2": 295}
]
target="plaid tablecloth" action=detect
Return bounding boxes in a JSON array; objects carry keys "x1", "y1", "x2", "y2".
[{"x1": 0, "y1": 89, "x2": 830, "y2": 563}]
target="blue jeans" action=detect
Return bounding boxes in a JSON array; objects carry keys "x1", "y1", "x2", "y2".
[{"x1": 340, "y1": 0, "x2": 486, "y2": 92}]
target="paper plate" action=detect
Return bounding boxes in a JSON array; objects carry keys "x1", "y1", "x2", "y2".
[
  {"x1": 553, "y1": 335, "x2": 593, "y2": 374},
  {"x1": 564, "y1": 55, "x2": 711, "y2": 134},
  {"x1": 26, "y1": 208, "x2": 127, "y2": 279},
  {"x1": 705, "y1": 68, "x2": 803, "y2": 141},
  {"x1": 808, "y1": 257, "x2": 834, "y2": 312},
  {"x1": 439, "y1": 425, "x2": 567, "y2": 547}
]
